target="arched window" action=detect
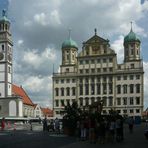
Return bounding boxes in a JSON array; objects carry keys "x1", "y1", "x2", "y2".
[
  {"x1": 117, "y1": 85, "x2": 121, "y2": 94},
  {"x1": 55, "y1": 88, "x2": 59, "y2": 96},
  {"x1": 61, "y1": 88, "x2": 64, "y2": 96},
  {"x1": 9, "y1": 100, "x2": 16, "y2": 116},
  {"x1": 136, "y1": 84, "x2": 140, "y2": 93},
  {"x1": 123, "y1": 84, "x2": 127, "y2": 94},
  {"x1": 66, "y1": 87, "x2": 70, "y2": 96},
  {"x1": 72, "y1": 87, "x2": 76, "y2": 96}
]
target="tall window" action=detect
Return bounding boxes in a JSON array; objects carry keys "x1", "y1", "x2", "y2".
[
  {"x1": 130, "y1": 84, "x2": 134, "y2": 93},
  {"x1": 108, "y1": 97, "x2": 113, "y2": 106},
  {"x1": 117, "y1": 98, "x2": 121, "y2": 105},
  {"x1": 2, "y1": 45, "x2": 4, "y2": 51},
  {"x1": 61, "y1": 100, "x2": 65, "y2": 106},
  {"x1": 136, "y1": 97, "x2": 140, "y2": 105},
  {"x1": 123, "y1": 84, "x2": 127, "y2": 94},
  {"x1": 123, "y1": 97, "x2": 127, "y2": 105},
  {"x1": 79, "y1": 84, "x2": 83, "y2": 95},
  {"x1": 55, "y1": 100, "x2": 59, "y2": 107},
  {"x1": 91, "y1": 84, "x2": 95, "y2": 95},
  {"x1": 66, "y1": 87, "x2": 70, "y2": 96},
  {"x1": 85, "y1": 84, "x2": 89, "y2": 95},
  {"x1": 103, "y1": 97, "x2": 107, "y2": 106},
  {"x1": 97, "y1": 84, "x2": 101, "y2": 94},
  {"x1": 129, "y1": 97, "x2": 134, "y2": 105},
  {"x1": 61, "y1": 88, "x2": 64, "y2": 96},
  {"x1": 117, "y1": 85, "x2": 121, "y2": 94},
  {"x1": 55, "y1": 88, "x2": 59, "y2": 96},
  {"x1": 109, "y1": 83, "x2": 113, "y2": 94},
  {"x1": 79, "y1": 98, "x2": 83, "y2": 106},
  {"x1": 103, "y1": 84, "x2": 107, "y2": 94},
  {"x1": 85, "y1": 98, "x2": 89, "y2": 106},
  {"x1": 136, "y1": 84, "x2": 140, "y2": 93},
  {"x1": 72, "y1": 87, "x2": 76, "y2": 96}
]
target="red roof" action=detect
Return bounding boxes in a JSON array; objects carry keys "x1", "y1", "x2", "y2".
[
  {"x1": 12, "y1": 84, "x2": 34, "y2": 106},
  {"x1": 42, "y1": 108, "x2": 53, "y2": 117}
]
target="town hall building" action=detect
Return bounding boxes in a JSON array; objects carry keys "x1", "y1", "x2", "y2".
[{"x1": 53, "y1": 26, "x2": 144, "y2": 118}]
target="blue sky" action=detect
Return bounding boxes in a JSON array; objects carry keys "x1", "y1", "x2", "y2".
[{"x1": 0, "y1": 0, "x2": 148, "y2": 109}]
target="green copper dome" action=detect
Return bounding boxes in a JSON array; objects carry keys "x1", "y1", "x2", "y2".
[
  {"x1": 62, "y1": 38, "x2": 78, "y2": 49},
  {"x1": 124, "y1": 29, "x2": 140, "y2": 43}
]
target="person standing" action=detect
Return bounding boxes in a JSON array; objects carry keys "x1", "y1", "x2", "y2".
[
  {"x1": 43, "y1": 117, "x2": 48, "y2": 131},
  {"x1": 128, "y1": 116, "x2": 134, "y2": 133},
  {"x1": 1, "y1": 117, "x2": 5, "y2": 130}
]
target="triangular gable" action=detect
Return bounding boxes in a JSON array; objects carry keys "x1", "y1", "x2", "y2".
[{"x1": 85, "y1": 34, "x2": 108, "y2": 44}]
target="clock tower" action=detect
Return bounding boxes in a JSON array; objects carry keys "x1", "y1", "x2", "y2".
[
  {"x1": 0, "y1": 10, "x2": 23, "y2": 117},
  {"x1": 0, "y1": 10, "x2": 13, "y2": 97}
]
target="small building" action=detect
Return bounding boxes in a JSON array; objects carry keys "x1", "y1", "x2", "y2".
[{"x1": 12, "y1": 84, "x2": 34, "y2": 117}]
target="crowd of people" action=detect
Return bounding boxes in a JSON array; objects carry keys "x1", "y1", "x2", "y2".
[{"x1": 75, "y1": 114, "x2": 125, "y2": 144}]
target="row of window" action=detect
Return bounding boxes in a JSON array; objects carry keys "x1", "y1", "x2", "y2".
[
  {"x1": 117, "y1": 75, "x2": 140, "y2": 80},
  {"x1": 79, "y1": 58, "x2": 113, "y2": 65},
  {"x1": 55, "y1": 74, "x2": 141, "y2": 84},
  {"x1": 55, "y1": 87, "x2": 76, "y2": 96},
  {"x1": 55, "y1": 78, "x2": 76, "y2": 84},
  {"x1": 79, "y1": 67, "x2": 113, "y2": 73},
  {"x1": 102, "y1": 108, "x2": 140, "y2": 114},
  {"x1": 116, "y1": 97, "x2": 140, "y2": 105},
  {"x1": 55, "y1": 108, "x2": 140, "y2": 115},
  {"x1": 117, "y1": 84, "x2": 140, "y2": 94}
]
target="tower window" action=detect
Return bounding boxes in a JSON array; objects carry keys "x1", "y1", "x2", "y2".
[{"x1": 2, "y1": 45, "x2": 4, "y2": 51}]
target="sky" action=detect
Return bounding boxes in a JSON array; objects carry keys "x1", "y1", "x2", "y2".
[{"x1": 0, "y1": 0, "x2": 148, "y2": 109}]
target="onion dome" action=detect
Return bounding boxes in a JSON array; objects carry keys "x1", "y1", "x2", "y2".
[
  {"x1": 124, "y1": 22, "x2": 140, "y2": 43},
  {"x1": 62, "y1": 38, "x2": 78, "y2": 49},
  {"x1": 62, "y1": 29, "x2": 78, "y2": 49}
]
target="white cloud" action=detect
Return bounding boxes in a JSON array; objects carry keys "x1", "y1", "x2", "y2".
[
  {"x1": 23, "y1": 47, "x2": 56, "y2": 69},
  {"x1": 111, "y1": 35, "x2": 124, "y2": 63},
  {"x1": 8, "y1": 0, "x2": 148, "y2": 108}
]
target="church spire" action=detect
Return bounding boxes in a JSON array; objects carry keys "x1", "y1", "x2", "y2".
[{"x1": 94, "y1": 28, "x2": 97, "y2": 35}]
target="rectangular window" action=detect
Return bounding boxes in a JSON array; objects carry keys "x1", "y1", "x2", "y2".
[
  {"x1": 85, "y1": 60, "x2": 89, "y2": 64},
  {"x1": 130, "y1": 75, "x2": 134, "y2": 80},
  {"x1": 66, "y1": 79, "x2": 70, "y2": 83},
  {"x1": 79, "y1": 84, "x2": 83, "y2": 95},
  {"x1": 123, "y1": 97, "x2": 127, "y2": 105},
  {"x1": 109, "y1": 58, "x2": 113, "y2": 62},
  {"x1": 123, "y1": 76, "x2": 127, "y2": 80},
  {"x1": 97, "y1": 59, "x2": 100, "y2": 63},
  {"x1": 91, "y1": 59, "x2": 95, "y2": 64},
  {"x1": 103, "y1": 58, "x2": 106, "y2": 63},
  {"x1": 91, "y1": 69, "x2": 95, "y2": 73},
  {"x1": 136, "y1": 109, "x2": 140, "y2": 113},
  {"x1": 79, "y1": 69, "x2": 83, "y2": 73},
  {"x1": 109, "y1": 67, "x2": 113, "y2": 72},
  {"x1": 130, "y1": 109, "x2": 133, "y2": 113},
  {"x1": 117, "y1": 98, "x2": 121, "y2": 105},
  {"x1": 55, "y1": 100, "x2": 59, "y2": 107},
  {"x1": 136, "y1": 97, "x2": 140, "y2": 105},
  {"x1": 55, "y1": 80, "x2": 59, "y2": 84},
  {"x1": 85, "y1": 69, "x2": 89, "y2": 73},
  {"x1": 103, "y1": 68, "x2": 107, "y2": 72},
  {"x1": 136, "y1": 75, "x2": 140, "y2": 79},
  {"x1": 61, "y1": 100, "x2": 64, "y2": 106},
  {"x1": 61, "y1": 79, "x2": 64, "y2": 83},
  {"x1": 130, "y1": 84, "x2": 134, "y2": 93},
  {"x1": 130, "y1": 97, "x2": 134, "y2": 105},
  {"x1": 79, "y1": 60, "x2": 83, "y2": 65},
  {"x1": 97, "y1": 68, "x2": 101, "y2": 72},
  {"x1": 117, "y1": 76, "x2": 121, "y2": 80},
  {"x1": 72, "y1": 79, "x2": 75, "y2": 83}
]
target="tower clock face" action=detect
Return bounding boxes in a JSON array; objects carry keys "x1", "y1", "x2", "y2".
[{"x1": 0, "y1": 52, "x2": 4, "y2": 60}]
